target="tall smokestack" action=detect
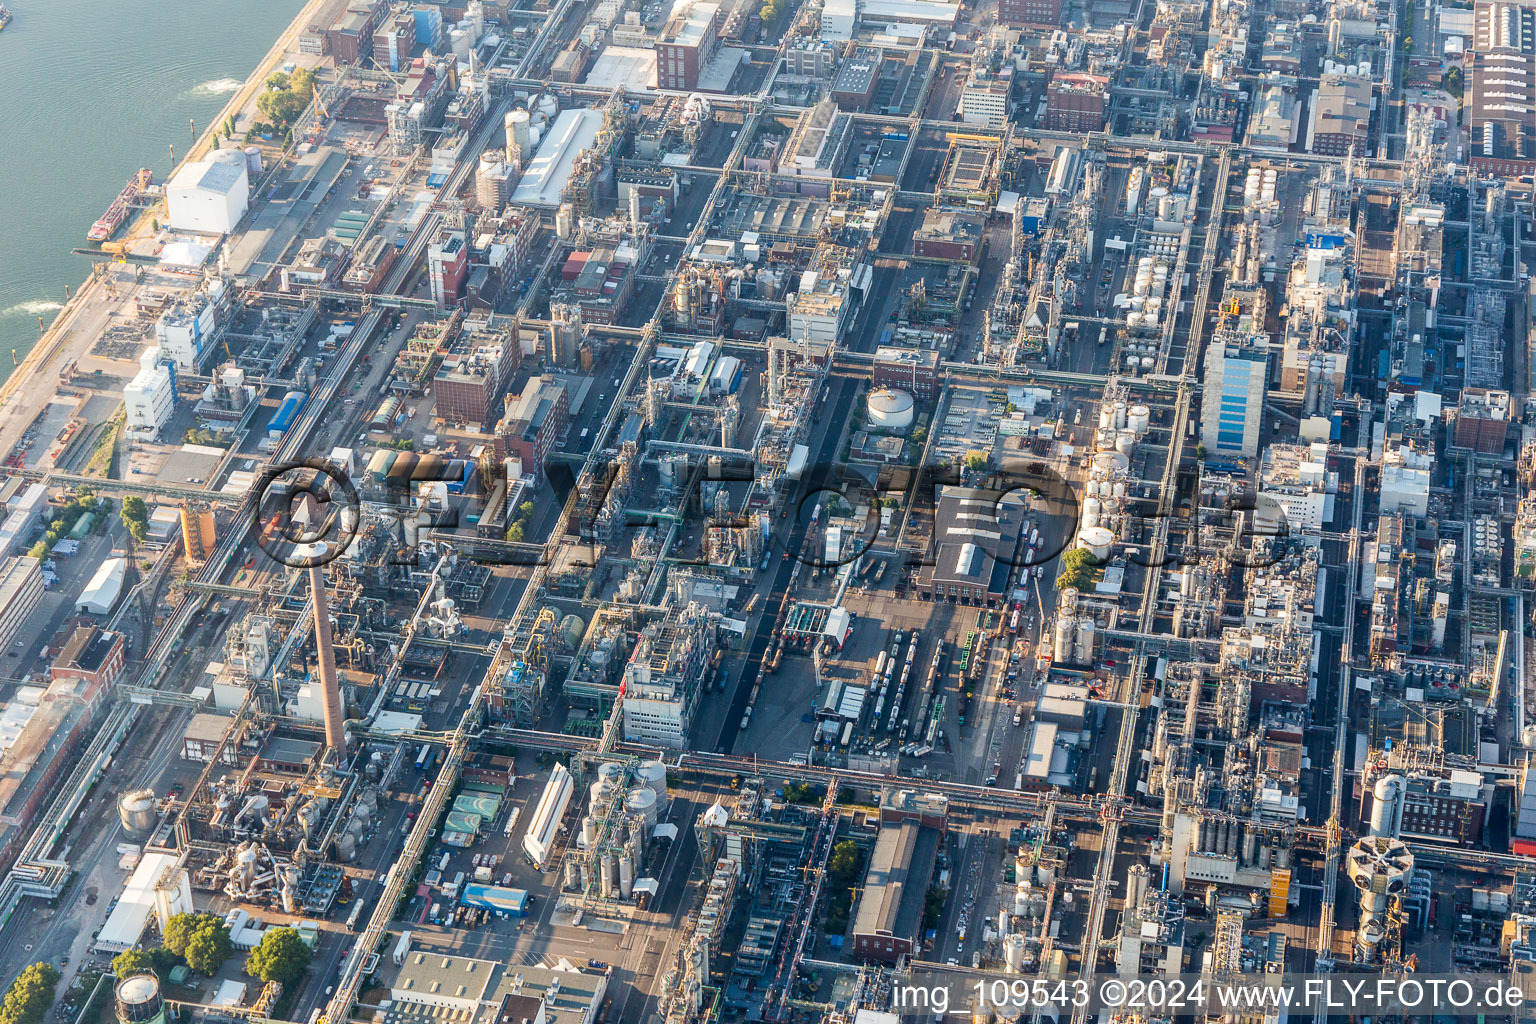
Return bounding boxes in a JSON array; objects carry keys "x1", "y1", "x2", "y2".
[{"x1": 309, "y1": 555, "x2": 347, "y2": 763}]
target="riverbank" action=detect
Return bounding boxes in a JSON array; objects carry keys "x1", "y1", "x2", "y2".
[{"x1": 0, "y1": 0, "x2": 334, "y2": 453}]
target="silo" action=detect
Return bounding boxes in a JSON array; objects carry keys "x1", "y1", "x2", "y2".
[
  {"x1": 1115, "y1": 429, "x2": 1136, "y2": 456},
  {"x1": 118, "y1": 790, "x2": 157, "y2": 836},
  {"x1": 450, "y1": 29, "x2": 471, "y2": 60},
  {"x1": 1053, "y1": 616, "x2": 1075, "y2": 662},
  {"x1": 244, "y1": 146, "x2": 264, "y2": 177},
  {"x1": 1078, "y1": 526, "x2": 1114, "y2": 561},
  {"x1": 619, "y1": 853, "x2": 635, "y2": 899},
  {"x1": 636, "y1": 760, "x2": 668, "y2": 805},
  {"x1": 564, "y1": 858, "x2": 581, "y2": 889},
  {"x1": 1369, "y1": 775, "x2": 1405, "y2": 837},
  {"x1": 505, "y1": 109, "x2": 532, "y2": 161},
  {"x1": 582, "y1": 816, "x2": 597, "y2": 848},
  {"x1": 1003, "y1": 934, "x2": 1027, "y2": 973},
  {"x1": 625, "y1": 787, "x2": 658, "y2": 831},
  {"x1": 336, "y1": 831, "x2": 357, "y2": 862},
  {"x1": 1075, "y1": 618, "x2": 1095, "y2": 663},
  {"x1": 1126, "y1": 864, "x2": 1150, "y2": 909},
  {"x1": 600, "y1": 853, "x2": 616, "y2": 897},
  {"x1": 1127, "y1": 404, "x2": 1151, "y2": 435},
  {"x1": 115, "y1": 976, "x2": 165, "y2": 1024}
]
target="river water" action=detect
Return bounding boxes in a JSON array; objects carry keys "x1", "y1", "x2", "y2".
[{"x1": 0, "y1": 0, "x2": 305, "y2": 379}]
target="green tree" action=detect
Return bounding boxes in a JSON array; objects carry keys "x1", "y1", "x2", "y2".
[
  {"x1": 910, "y1": 426, "x2": 927, "y2": 446},
  {"x1": 1055, "y1": 546, "x2": 1102, "y2": 591},
  {"x1": 120, "y1": 496, "x2": 148, "y2": 543},
  {"x1": 111, "y1": 950, "x2": 157, "y2": 979},
  {"x1": 162, "y1": 912, "x2": 220, "y2": 957},
  {"x1": 264, "y1": 71, "x2": 291, "y2": 91},
  {"x1": 0, "y1": 963, "x2": 61, "y2": 1024},
  {"x1": 963, "y1": 450, "x2": 989, "y2": 471},
  {"x1": 183, "y1": 925, "x2": 233, "y2": 975},
  {"x1": 505, "y1": 521, "x2": 525, "y2": 543},
  {"x1": 829, "y1": 840, "x2": 861, "y2": 882},
  {"x1": 517, "y1": 501, "x2": 535, "y2": 519},
  {"x1": 245, "y1": 928, "x2": 311, "y2": 987},
  {"x1": 923, "y1": 885, "x2": 948, "y2": 930},
  {"x1": 26, "y1": 542, "x2": 47, "y2": 560}
]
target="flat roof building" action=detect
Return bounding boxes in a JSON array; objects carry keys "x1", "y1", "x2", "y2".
[
  {"x1": 850, "y1": 821, "x2": 940, "y2": 962},
  {"x1": 510, "y1": 108, "x2": 604, "y2": 208}
]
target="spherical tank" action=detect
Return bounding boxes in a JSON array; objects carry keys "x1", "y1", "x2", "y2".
[
  {"x1": 118, "y1": 789, "x2": 157, "y2": 836},
  {"x1": 1078, "y1": 526, "x2": 1114, "y2": 560},
  {"x1": 866, "y1": 388, "x2": 915, "y2": 431},
  {"x1": 558, "y1": 614, "x2": 586, "y2": 650}
]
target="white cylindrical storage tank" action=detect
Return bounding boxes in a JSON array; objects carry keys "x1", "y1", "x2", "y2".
[
  {"x1": 1004, "y1": 934, "x2": 1027, "y2": 973},
  {"x1": 1060, "y1": 586, "x2": 1080, "y2": 614},
  {"x1": 537, "y1": 94, "x2": 559, "y2": 119},
  {"x1": 1098, "y1": 407, "x2": 1113, "y2": 430},
  {"x1": 600, "y1": 854, "x2": 616, "y2": 897},
  {"x1": 1369, "y1": 774, "x2": 1405, "y2": 837},
  {"x1": 564, "y1": 858, "x2": 581, "y2": 889},
  {"x1": 116, "y1": 976, "x2": 165, "y2": 1024},
  {"x1": 1053, "y1": 617, "x2": 1075, "y2": 662},
  {"x1": 1112, "y1": 401, "x2": 1128, "y2": 429},
  {"x1": 1158, "y1": 193, "x2": 1175, "y2": 220},
  {"x1": 336, "y1": 831, "x2": 357, "y2": 862},
  {"x1": 582, "y1": 815, "x2": 597, "y2": 848},
  {"x1": 1081, "y1": 512, "x2": 1099, "y2": 529},
  {"x1": 1083, "y1": 496, "x2": 1102, "y2": 519},
  {"x1": 450, "y1": 29, "x2": 471, "y2": 59},
  {"x1": 597, "y1": 762, "x2": 624, "y2": 784},
  {"x1": 1115, "y1": 430, "x2": 1136, "y2": 456},
  {"x1": 637, "y1": 760, "x2": 668, "y2": 805},
  {"x1": 866, "y1": 388, "x2": 915, "y2": 431},
  {"x1": 1127, "y1": 404, "x2": 1150, "y2": 435},
  {"x1": 1076, "y1": 618, "x2": 1096, "y2": 663},
  {"x1": 244, "y1": 145, "x2": 264, "y2": 177},
  {"x1": 1078, "y1": 526, "x2": 1113, "y2": 561},
  {"x1": 619, "y1": 853, "x2": 635, "y2": 899},
  {"x1": 625, "y1": 787, "x2": 658, "y2": 830},
  {"x1": 1092, "y1": 451, "x2": 1129, "y2": 474}
]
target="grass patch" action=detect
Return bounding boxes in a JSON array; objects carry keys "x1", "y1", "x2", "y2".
[{"x1": 83, "y1": 410, "x2": 124, "y2": 478}]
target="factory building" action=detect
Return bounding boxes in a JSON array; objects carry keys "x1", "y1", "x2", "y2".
[
  {"x1": 496, "y1": 377, "x2": 569, "y2": 483},
  {"x1": 999, "y1": 0, "x2": 1062, "y2": 26},
  {"x1": 1361, "y1": 765, "x2": 1487, "y2": 846},
  {"x1": 50, "y1": 626, "x2": 127, "y2": 691},
  {"x1": 913, "y1": 209, "x2": 985, "y2": 262},
  {"x1": 434, "y1": 328, "x2": 519, "y2": 431},
  {"x1": 1453, "y1": 387, "x2": 1511, "y2": 453},
  {"x1": 0, "y1": 556, "x2": 43, "y2": 651},
  {"x1": 788, "y1": 270, "x2": 852, "y2": 346},
  {"x1": 164, "y1": 153, "x2": 249, "y2": 236},
  {"x1": 872, "y1": 346, "x2": 939, "y2": 399},
  {"x1": 620, "y1": 603, "x2": 715, "y2": 748},
  {"x1": 656, "y1": 0, "x2": 720, "y2": 91},
  {"x1": 1257, "y1": 442, "x2": 1336, "y2": 532},
  {"x1": 1308, "y1": 74, "x2": 1373, "y2": 155},
  {"x1": 918, "y1": 487, "x2": 1026, "y2": 604},
  {"x1": 1045, "y1": 73, "x2": 1108, "y2": 131},
  {"x1": 959, "y1": 69, "x2": 1012, "y2": 127},
  {"x1": 373, "y1": 13, "x2": 416, "y2": 71},
  {"x1": 390, "y1": 951, "x2": 607, "y2": 1024},
  {"x1": 1200, "y1": 330, "x2": 1268, "y2": 457},
  {"x1": 428, "y1": 224, "x2": 469, "y2": 308},
  {"x1": 154, "y1": 288, "x2": 221, "y2": 370},
  {"x1": 328, "y1": 3, "x2": 382, "y2": 65},
  {"x1": 124, "y1": 348, "x2": 176, "y2": 442},
  {"x1": 850, "y1": 821, "x2": 941, "y2": 962},
  {"x1": 1469, "y1": 0, "x2": 1536, "y2": 171}
]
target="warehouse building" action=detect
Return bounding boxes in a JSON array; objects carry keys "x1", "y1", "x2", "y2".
[{"x1": 850, "y1": 821, "x2": 941, "y2": 962}]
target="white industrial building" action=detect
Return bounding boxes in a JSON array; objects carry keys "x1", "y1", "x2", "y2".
[
  {"x1": 788, "y1": 270, "x2": 851, "y2": 346},
  {"x1": 93, "y1": 850, "x2": 193, "y2": 952},
  {"x1": 154, "y1": 289, "x2": 220, "y2": 370},
  {"x1": 0, "y1": 556, "x2": 43, "y2": 651},
  {"x1": 124, "y1": 347, "x2": 176, "y2": 441},
  {"x1": 522, "y1": 763, "x2": 572, "y2": 869},
  {"x1": 0, "y1": 485, "x2": 48, "y2": 561},
  {"x1": 165, "y1": 152, "x2": 250, "y2": 236},
  {"x1": 79, "y1": 556, "x2": 127, "y2": 616},
  {"x1": 510, "y1": 108, "x2": 604, "y2": 208},
  {"x1": 1201, "y1": 333, "x2": 1269, "y2": 457},
  {"x1": 960, "y1": 71, "x2": 1011, "y2": 127}
]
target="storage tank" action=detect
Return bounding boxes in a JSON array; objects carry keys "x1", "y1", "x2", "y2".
[
  {"x1": 1075, "y1": 618, "x2": 1096, "y2": 663},
  {"x1": 600, "y1": 853, "x2": 616, "y2": 897},
  {"x1": 619, "y1": 852, "x2": 635, "y2": 899},
  {"x1": 1003, "y1": 933, "x2": 1027, "y2": 973},
  {"x1": 581, "y1": 815, "x2": 597, "y2": 848},
  {"x1": 450, "y1": 29, "x2": 471, "y2": 59},
  {"x1": 1115, "y1": 430, "x2": 1136, "y2": 456},
  {"x1": 1078, "y1": 526, "x2": 1114, "y2": 560},
  {"x1": 558, "y1": 614, "x2": 585, "y2": 650},
  {"x1": 866, "y1": 388, "x2": 915, "y2": 431},
  {"x1": 244, "y1": 146, "x2": 264, "y2": 177},
  {"x1": 564, "y1": 858, "x2": 581, "y2": 889},
  {"x1": 115, "y1": 976, "x2": 165, "y2": 1024},
  {"x1": 1127, "y1": 404, "x2": 1150, "y2": 435},
  {"x1": 537, "y1": 94, "x2": 559, "y2": 120},
  {"x1": 336, "y1": 831, "x2": 357, "y2": 862},
  {"x1": 118, "y1": 789, "x2": 157, "y2": 836},
  {"x1": 625, "y1": 787, "x2": 658, "y2": 830},
  {"x1": 1369, "y1": 774, "x2": 1405, "y2": 837},
  {"x1": 636, "y1": 760, "x2": 668, "y2": 805},
  {"x1": 1053, "y1": 616, "x2": 1075, "y2": 662}
]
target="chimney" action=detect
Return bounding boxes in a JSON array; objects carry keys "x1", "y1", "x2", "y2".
[{"x1": 299, "y1": 495, "x2": 347, "y2": 763}]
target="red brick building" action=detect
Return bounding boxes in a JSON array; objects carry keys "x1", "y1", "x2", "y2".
[
  {"x1": 657, "y1": 0, "x2": 720, "y2": 90},
  {"x1": 873, "y1": 346, "x2": 940, "y2": 399},
  {"x1": 50, "y1": 627, "x2": 126, "y2": 692},
  {"x1": 496, "y1": 377, "x2": 569, "y2": 481},
  {"x1": 1045, "y1": 73, "x2": 1108, "y2": 132},
  {"x1": 328, "y1": 2, "x2": 382, "y2": 65},
  {"x1": 1000, "y1": 0, "x2": 1062, "y2": 27}
]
